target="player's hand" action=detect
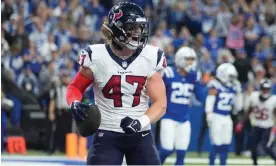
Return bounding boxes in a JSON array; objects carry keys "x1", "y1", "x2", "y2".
[
  {"x1": 70, "y1": 101, "x2": 90, "y2": 123},
  {"x1": 235, "y1": 122, "x2": 243, "y2": 133},
  {"x1": 120, "y1": 117, "x2": 141, "y2": 134}
]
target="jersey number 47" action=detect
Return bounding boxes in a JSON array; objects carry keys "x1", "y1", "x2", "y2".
[{"x1": 102, "y1": 75, "x2": 147, "y2": 107}]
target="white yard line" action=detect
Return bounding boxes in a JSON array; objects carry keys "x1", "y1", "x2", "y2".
[
  {"x1": 1, "y1": 156, "x2": 275, "y2": 165},
  {"x1": 165, "y1": 158, "x2": 275, "y2": 165}
]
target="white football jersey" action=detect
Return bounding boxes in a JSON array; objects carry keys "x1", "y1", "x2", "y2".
[
  {"x1": 249, "y1": 91, "x2": 276, "y2": 128},
  {"x1": 77, "y1": 44, "x2": 166, "y2": 132}
]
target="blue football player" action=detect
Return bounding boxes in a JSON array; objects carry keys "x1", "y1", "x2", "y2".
[
  {"x1": 206, "y1": 63, "x2": 243, "y2": 166},
  {"x1": 159, "y1": 47, "x2": 203, "y2": 165}
]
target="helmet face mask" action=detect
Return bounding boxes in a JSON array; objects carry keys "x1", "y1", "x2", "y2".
[
  {"x1": 123, "y1": 22, "x2": 149, "y2": 50},
  {"x1": 260, "y1": 78, "x2": 272, "y2": 99},
  {"x1": 107, "y1": 2, "x2": 149, "y2": 50}
]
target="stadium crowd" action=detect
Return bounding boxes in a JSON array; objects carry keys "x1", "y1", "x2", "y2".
[{"x1": 1, "y1": 0, "x2": 276, "y2": 154}]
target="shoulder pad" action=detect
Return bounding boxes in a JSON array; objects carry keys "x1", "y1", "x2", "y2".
[
  {"x1": 161, "y1": 66, "x2": 174, "y2": 78},
  {"x1": 207, "y1": 79, "x2": 221, "y2": 89},
  {"x1": 78, "y1": 45, "x2": 93, "y2": 68},
  {"x1": 144, "y1": 45, "x2": 167, "y2": 78},
  {"x1": 156, "y1": 49, "x2": 167, "y2": 71},
  {"x1": 189, "y1": 70, "x2": 201, "y2": 82}
]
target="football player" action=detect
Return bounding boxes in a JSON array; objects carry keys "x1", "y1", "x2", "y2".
[
  {"x1": 66, "y1": 2, "x2": 167, "y2": 165},
  {"x1": 206, "y1": 63, "x2": 243, "y2": 166},
  {"x1": 236, "y1": 78, "x2": 276, "y2": 165},
  {"x1": 159, "y1": 47, "x2": 204, "y2": 165}
]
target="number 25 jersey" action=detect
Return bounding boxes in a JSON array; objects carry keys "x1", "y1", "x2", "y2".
[{"x1": 78, "y1": 44, "x2": 166, "y2": 132}]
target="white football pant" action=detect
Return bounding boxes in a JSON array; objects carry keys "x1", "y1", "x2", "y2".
[
  {"x1": 209, "y1": 113, "x2": 233, "y2": 145},
  {"x1": 160, "y1": 119, "x2": 191, "y2": 150}
]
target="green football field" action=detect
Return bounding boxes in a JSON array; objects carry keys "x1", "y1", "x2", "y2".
[{"x1": 2, "y1": 150, "x2": 275, "y2": 165}]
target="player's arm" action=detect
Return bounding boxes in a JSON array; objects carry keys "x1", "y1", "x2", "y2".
[
  {"x1": 66, "y1": 46, "x2": 94, "y2": 123},
  {"x1": 143, "y1": 71, "x2": 167, "y2": 126},
  {"x1": 194, "y1": 72, "x2": 207, "y2": 103},
  {"x1": 205, "y1": 87, "x2": 217, "y2": 120},
  {"x1": 233, "y1": 80, "x2": 243, "y2": 115},
  {"x1": 120, "y1": 49, "x2": 167, "y2": 134},
  {"x1": 273, "y1": 108, "x2": 276, "y2": 135},
  {"x1": 66, "y1": 67, "x2": 93, "y2": 106},
  {"x1": 235, "y1": 104, "x2": 253, "y2": 133}
]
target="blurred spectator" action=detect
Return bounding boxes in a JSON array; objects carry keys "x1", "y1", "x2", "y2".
[
  {"x1": 259, "y1": 36, "x2": 273, "y2": 60},
  {"x1": 215, "y1": 3, "x2": 232, "y2": 44},
  {"x1": 217, "y1": 48, "x2": 235, "y2": 65},
  {"x1": 52, "y1": 0, "x2": 68, "y2": 17},
  {"x1": 233, "y1": 49, "x2": 251, "y2": 88},
  {"x1": 253, "y1": 36, "x2": 273, "y2": 63},
  {"x1": 184, "y1": 0, "x2": 204, "y2": 36},
  {"x1": 226, "y1": 14, "x2": 244, "y2": 56},
  {"x1": 68, "y1": 0, "x2": 84, "y2": 25},
  {"x1": 244, "y1": 16, "x2": 262, "y2": 58},
  {"x1": 35, "y1": 1, "x2": 54, "y2": 35},
  {"x1": 64, "y1": 59, "x2": 77, "y2": 80},
  {"x1": 204, "y1": 28, "x2": 223, "y2": 61},
  {"x1": 29, "y1": 17, "x2": 48, "y2": 55},
  {"x1": 39, "y1": 61, "x2": 59, "y2": 92},
  {"x1": 154, "y1": 0, "x2": 171, "y2": 27},
  {"x1": 84, "y1": 0, "x2": 107, "y2": 32},
  {"x1": 53, "y1": 13, "x2": 71, "y2": 48},
  {"x1": 202, "y1": 0, "x2": 219, "y2": 33},
  {"x1": 169, "y1": 1, "x2": 186, "y2": 29},
  {"x1": 163, "y1": 44, "x2": 175, "y2": 66},
  {"x1": 171, "y1": 26, "x2": 192, "y2": 50},
  {"x1": 194, "y1": 33, "x2": 207, "y2": 58},
  {"x1": 150, "y1": 27, "x2": 171, "y2": 51},
  {"x1": 17, "y1": 64, "x2": 39, "y2": 96},
  {"x1": 265, "y1": 15, "x2": 276, "y2": 49},
  {"x1": 199, "y1": 48, "x2": 216, "y2": 74},
  {"x1": 252, "y1": 64, "x2": 266, "y2": 89},
  {"x1": 1, "y1": 0, "x2": 14, "y2": 23},
  {"x1": 48, "y1": 71, "x2": 73, "y2": 154},
  {"x1": 232, "y1": 0, "x2": 249, "y2": 14},
  {"x1": 41, "y1": 34, "x2": 58, "y2": 61}
]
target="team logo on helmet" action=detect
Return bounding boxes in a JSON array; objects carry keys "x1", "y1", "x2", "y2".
[{"x1": 113, "y1": 10, "x2": 123, "y2": 22}]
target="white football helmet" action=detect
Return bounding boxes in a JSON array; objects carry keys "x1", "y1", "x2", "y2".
[
  {"x1": 216, "y1": 63, "x2": 238, "y2": 87},
  {"x1": 175, "y1": 47, "x2": 197, "y2": 73}
]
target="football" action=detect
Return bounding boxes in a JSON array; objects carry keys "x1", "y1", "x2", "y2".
[{"x1": 76, "y1": 104, "x2": 101, "y2": 137}]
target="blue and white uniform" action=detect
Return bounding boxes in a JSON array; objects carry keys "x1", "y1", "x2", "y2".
[{"x1": 160, "y1": 66, "x2": 201, "y2": 151}]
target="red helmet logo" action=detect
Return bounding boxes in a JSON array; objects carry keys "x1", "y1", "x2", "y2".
[{"x1": 113, "y1": 10, "x2": 123, "y2": 22}]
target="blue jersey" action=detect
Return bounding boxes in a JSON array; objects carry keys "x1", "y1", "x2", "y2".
[
  {"x1": 207, "y1": 79, "x2": 237, "y2": 116},
  {"x1": 162, "y1": 67, "x2": 201, "y2": 122}
]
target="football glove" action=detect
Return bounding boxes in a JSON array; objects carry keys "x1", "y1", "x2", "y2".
[
  {"x1": 120, "y1": 116, "x2": 141, "y2": 134},
  {"x1": 273, "y1": 126, "x2": 276, "y2": 136},
  {"x1": 235, "y1": 122, "x2": 243, "y2": 133},
  {"x1": 70, "y1": 101, "x2": 90, "y2": 123}
]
